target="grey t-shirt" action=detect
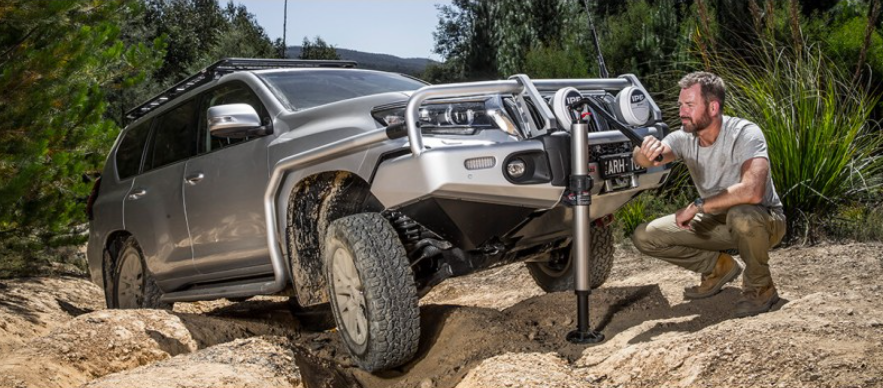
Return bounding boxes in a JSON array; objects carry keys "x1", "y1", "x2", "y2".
[{"x1": 662, "y1": 115, "x2": 783, "y2": 211}]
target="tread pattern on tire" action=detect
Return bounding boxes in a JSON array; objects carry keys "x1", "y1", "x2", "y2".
[
  {"x1": 526, "y1": 223, "x2": 615, "y2": 292},
  {"x1": 111, "y1": 237, "x2": 171, "y2": 310},
  {"x1": 325, "y1": 213, "x2": 420, "y2": 372}
]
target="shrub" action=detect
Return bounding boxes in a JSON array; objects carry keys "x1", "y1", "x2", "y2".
[
  {"x1": 709, "y1": 44, "x2": 883, "y2": 239},
  {"x1": 825, "y1": 203, "x2": 883, "y2": 242}
]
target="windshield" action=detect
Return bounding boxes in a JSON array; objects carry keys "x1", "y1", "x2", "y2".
[{"x1": 258, "y1": 69, "x2": 427, "y2": 111}]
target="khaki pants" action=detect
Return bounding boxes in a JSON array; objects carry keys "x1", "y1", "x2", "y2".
[{"x1": 631, "y1": 204, "x2": 786, "y2": 291}]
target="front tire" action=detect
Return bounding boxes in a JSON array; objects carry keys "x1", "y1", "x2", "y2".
[
  {"x1": 526, "y1": 223, "x2": 615, "y2": 292},
  {"x1": 324, "y1": 213, "x2": 420, "y2": 372},
  {"x1": 109, "y1": 237, "x2": 171, "y2": 309}
]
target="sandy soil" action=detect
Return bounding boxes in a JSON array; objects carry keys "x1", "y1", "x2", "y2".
[{"x1": 0, "y1": 242, "x2": 880, "y2": 388}]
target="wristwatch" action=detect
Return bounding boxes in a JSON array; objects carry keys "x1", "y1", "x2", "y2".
[{"x1": 693, "y1": 197, "x2": 705, "y2": 213}]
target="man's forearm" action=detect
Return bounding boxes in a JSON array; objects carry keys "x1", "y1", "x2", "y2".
[{"x1": 701, "y1": 183, "x2": 762, "y2": 214}]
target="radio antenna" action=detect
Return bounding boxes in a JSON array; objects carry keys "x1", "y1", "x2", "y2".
[{"x1": 583, "y1": 0, "x2": 609, "y2": 78}]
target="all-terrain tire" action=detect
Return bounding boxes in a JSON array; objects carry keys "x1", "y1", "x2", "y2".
[
  {"x1": 324, "y1": 212, "x2": 420, "y2": 372},
  {"x1": 287, "y1": 298, "x2": 337, "y2": 331},
  {"x1": 526, "y1": 223, "x2": 615, "y2": 292},
  {"x1": 109, "y1": 237, "x2": 171, "y2": 309}
]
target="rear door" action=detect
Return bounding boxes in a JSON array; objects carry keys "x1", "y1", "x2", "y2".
[
  {"x1": 185, "y1": 81, "x2": 273, "y2": 276},
  {"x1": 124, "y1": 98, "x2": 200, "y2": 285}
]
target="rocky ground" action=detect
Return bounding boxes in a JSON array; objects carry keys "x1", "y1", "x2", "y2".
[{"x1": 0, "y1": 243, "x2": 881, "y2": 388}]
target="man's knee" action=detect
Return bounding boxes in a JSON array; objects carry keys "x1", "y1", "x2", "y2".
[
  {"x1": 727, "y1": 205, "x2": 766, "y2": 236},
  {"x1": 631, "y1": 222, "x2": 654, "y2": 253}
]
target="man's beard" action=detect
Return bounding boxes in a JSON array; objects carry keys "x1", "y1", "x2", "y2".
[{"x1": 682, "y1": 109, "x2": 713, "y2": 134}]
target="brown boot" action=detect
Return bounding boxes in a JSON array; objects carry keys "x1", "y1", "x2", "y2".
[
  {"x1": 683, "y1": 253, "x2": 744, "y2": 299},
  {"x1": 735, "y1": 285, "x2": 780, "y2": 317}
]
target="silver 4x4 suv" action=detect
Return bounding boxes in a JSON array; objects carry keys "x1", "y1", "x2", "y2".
[{"x1": 86, "y1": 58, "x2": 671, "y2": 371}]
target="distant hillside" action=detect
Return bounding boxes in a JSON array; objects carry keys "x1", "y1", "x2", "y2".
[{"x1": 286, "y1": 46, "x2": 436, "y2": 76}]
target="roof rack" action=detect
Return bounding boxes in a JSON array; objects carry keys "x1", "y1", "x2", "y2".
[{"x1": 125, "y1": 58, "x2": 358, "y2": 122}]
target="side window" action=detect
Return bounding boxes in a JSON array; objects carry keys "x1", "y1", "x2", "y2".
[
  {"x1": 115, "y1": 121, "x2": 152, "y2": 180},
  {"x1": 198, "y1": 82, "x2": 268, "y2": 153},
  {"x1": 145, "y1": 98, "x2": 198, "y2": 171}
]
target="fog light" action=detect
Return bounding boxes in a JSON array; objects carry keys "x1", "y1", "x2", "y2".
[
  {"x1": 465, "y1": 156, "x2": 496, "y2": 170},
  {"x1": 506, "y1": 159, "x2": 526, "y2": 178}
]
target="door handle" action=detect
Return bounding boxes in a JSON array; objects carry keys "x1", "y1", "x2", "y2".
[
  {"x1": 127, "y1": 189, "x2": 147, "y2": 200},
  {"x1": 185, "y1": 173, "x2": 205, "y2": 185}
]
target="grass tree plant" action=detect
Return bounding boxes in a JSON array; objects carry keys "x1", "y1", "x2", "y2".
[{"x1": 710, "y1": 44, "x2": 882, "y2": 241}]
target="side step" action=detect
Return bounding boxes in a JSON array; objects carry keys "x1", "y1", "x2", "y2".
[{"x1": 160, "y1": 276, "x2": 278, "y2": 303}]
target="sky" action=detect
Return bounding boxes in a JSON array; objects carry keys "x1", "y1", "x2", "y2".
[{"x1": 233, "y1": 1, "x2": 450, "y2": 60}]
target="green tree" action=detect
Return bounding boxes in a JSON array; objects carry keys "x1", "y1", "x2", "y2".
[
  {"x1": 187, "y1": 2, "x2": 280, "y2": 72},
  {"x1": 0, "y1": 0, "x2": 162, "y2": 241},
  {"x1": 523, "y1": 44, "x2": 589, "y2": 79},
  {"x1": 432, "y1": 0, "x2": 497, "y2": 80},
  {"x1": 299, "y1": 36, "x2": 340, "y2": 60},
  {"x1": 805, "y1": 0, "x2": 883, "y2": 87},
  {"x1": 432, "y1": 0, "x2": 681, "y2": 79},
  {"x1": 143, "y1": 0, "x2": 226, "y2": 83},
  {"x1": 107, "y1": 0, "x2": 278, "y2": 126}
]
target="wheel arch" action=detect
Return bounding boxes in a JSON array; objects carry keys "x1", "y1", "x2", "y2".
[
  {"x1": 101, "y1": 231, "x2": 132, "y2": 307},
  {"x1": 283, "y1": 170, "x2": 384, "y2": 307}
]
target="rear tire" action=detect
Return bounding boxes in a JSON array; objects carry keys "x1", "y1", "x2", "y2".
[
  {"x1": 324, "y1": 213, "x2": 419, "y2": 372},
  {"x1": 526, "y1": 223, "x2": 615, "y2": 292},
  {"x1": 109, "y1": 237, "x2": 171, "y2": 309}
]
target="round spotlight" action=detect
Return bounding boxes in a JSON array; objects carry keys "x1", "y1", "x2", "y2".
[{"x1": 506, "y1": 159, "x2": 526, "y2": 178}]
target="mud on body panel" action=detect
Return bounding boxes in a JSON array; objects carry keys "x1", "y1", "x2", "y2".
[{"x1": 286, "y1": 172, "x2": 383, "y2": 306}]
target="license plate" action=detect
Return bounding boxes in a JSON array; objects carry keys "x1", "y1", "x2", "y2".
[{"x1": 600, "y1": 153, "x2": 644, "y2": 179}]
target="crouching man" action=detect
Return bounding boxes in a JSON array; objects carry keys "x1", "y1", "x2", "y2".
[{"x1": 632, "y1": 71, "x2": 786, "y2": 317}]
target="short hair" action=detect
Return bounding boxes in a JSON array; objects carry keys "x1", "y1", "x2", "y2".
[{"x1": 679, "y1": 71, "x2": 726, "y2": 111}]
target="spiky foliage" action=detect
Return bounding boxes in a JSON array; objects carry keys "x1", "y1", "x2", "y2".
[{"x1": 711, "y1": 44, "x2": 882, "y2": 238}]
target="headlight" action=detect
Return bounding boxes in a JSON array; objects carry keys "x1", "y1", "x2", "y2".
[{"x1": 372, "y1": 98, "x2": 518, "y2": 136}]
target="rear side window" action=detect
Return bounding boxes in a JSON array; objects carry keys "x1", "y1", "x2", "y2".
[
  {"x1": 115, "y1": 121, "x2": 152, "y2": 180},
  {"x1": 145, "y1": 99, "x2": 198, "y2": 171}
]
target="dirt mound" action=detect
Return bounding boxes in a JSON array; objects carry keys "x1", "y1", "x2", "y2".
[
  {"x1": 84, "y1": 337, "x2": 301, "y2": 388},
  {"x1": 419, "y1": 263, "x2": 545, "y2": 310},
  {"x1": 457, "y1": 352, "x2": 588, "y2": 388},
  {"x1": 0, "y1": 308, "x2": 295, "y2": 388},
  {"x1": 0, "y1": 243, "x2": 880, "y2": 388},
  {"x1": 574, "y1": 290, "x2": 883, "y2": 387},
  {"x1": 0, "y1": 276, "x2": 103, "y2": 354}
]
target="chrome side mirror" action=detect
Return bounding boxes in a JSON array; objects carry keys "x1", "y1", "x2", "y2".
[{"x1": 207, "y1": 103, "x2": 270, "y2": 138}]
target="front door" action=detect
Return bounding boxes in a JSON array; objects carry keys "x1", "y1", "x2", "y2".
[{"x1": 185, "y1": 82, "x2": 273, "y2": 276}]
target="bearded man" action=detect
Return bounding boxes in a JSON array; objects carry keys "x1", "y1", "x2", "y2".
[{"x1": 631, "y1": 71, "x2": 786, "y2": 317}]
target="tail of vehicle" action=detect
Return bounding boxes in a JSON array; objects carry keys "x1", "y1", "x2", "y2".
[{"x1": 85, "y1": 175, "x2": 101, "y2": 221}]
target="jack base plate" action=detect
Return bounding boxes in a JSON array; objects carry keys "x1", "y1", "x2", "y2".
[{"x1": 566, "y1": 329, "x2": 605, "y2": 344}]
